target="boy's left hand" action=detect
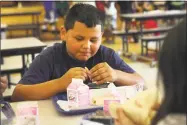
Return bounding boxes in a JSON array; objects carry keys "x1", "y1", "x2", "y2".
[{"x1": 90, "y1": 62, "x2": 117, "y2": 84}]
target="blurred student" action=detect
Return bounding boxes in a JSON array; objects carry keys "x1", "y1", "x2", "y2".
[
  {"x1": 116, "y1": 1, "x2": 134, "y2": 30},
  {"x1": 143, "y1": 2, "x2": 158, "y2": 30},
  {"x1": 116, "y1": 1, "x2": 138, "y2": 43},
  {"x1": 114, "y1": 18, "x2": 186, "y2": 125}
]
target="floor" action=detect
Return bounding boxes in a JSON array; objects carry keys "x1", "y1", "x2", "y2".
[{"x1": 2, "y1": 36, "x2": 158, "y2": 97}]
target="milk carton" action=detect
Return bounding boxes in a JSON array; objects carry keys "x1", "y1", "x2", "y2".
[{"x1": 67, "y1": 78, "x2": 90, "y2": 107}]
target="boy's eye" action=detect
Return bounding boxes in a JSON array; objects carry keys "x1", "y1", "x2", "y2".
[
  {"x1": 90, "y1": 39, "x2": 98, "y2": 43},
  {"x1": 75, "y1": 37, "x2": 83, "y2": 41}
]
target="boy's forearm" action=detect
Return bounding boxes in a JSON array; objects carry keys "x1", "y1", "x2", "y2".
[
  {"x1": 114, "y1": 70, "x2": 145, "y2": 86},
  {"x1": 11, "y1": 77, "x2": 68, "y2": 101}
]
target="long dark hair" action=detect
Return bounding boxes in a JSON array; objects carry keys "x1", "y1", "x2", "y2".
[{"x1": 152, "y1": 18, "x2": 186, "y2": 125}]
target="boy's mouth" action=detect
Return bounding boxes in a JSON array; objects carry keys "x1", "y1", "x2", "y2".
[{"x1": 79, "y1": 52, "x2": 91, "y2": 56}]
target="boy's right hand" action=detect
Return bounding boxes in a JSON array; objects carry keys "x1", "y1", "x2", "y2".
[{"x1": 62, "y1": 67, "x2": 89, "y2": 83}]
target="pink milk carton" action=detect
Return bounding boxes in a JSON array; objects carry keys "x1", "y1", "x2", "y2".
[
  {"x1": 104, "y1": 99, "x2": 120, "y2": 115},
  {"x1": 67, "y1": 78, "x2": 90, "y2": 107}
]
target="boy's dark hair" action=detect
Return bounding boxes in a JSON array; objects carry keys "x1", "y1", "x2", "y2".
[
  {"x1": 64, "y1": 3, "x2": 104, "y2": 32},
  {"x1": 152, "y1": 18, "x2": 186, "y2": 125}
]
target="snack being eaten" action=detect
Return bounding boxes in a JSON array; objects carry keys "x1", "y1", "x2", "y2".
[
  {"x1": 92, "y1": 94, "x2": 119, "y2": 106},
  {"x1": 109, "y1": 87, "x2": 163, "y2": 125}
]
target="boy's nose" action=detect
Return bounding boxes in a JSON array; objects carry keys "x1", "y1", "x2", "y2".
[{"x1": 82, "y1": 41, "x2": 91, "y2": 49}]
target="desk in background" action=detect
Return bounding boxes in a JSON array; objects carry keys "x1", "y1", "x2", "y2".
[
  {"x1": 120, "y1": 10, "x2": 186, "y2": 54},
  {"x1": 120, "y1": 10, "x2": 186, "y2": 21},
  {"x1": 1, "y1": 37, "x2": 46, "y2": 88},
  {"x1": 117, "y1": 10, "x2": 186, "y2": 67},
  {"x1": 0, "y1": 10, "x2": 41, "y2": 39}
]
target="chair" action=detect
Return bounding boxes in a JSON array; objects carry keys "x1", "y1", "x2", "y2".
[{"x1": 141, "y1": 34, "x2": 167, "y2": 56}]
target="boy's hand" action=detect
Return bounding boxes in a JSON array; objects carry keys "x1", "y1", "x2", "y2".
[
  {"x1": 0, "y1": 76, "x2": 8, "y2": 94},
  {"x1": 90, "y1": 62, "x2": 117, "y2": 84},
  {"x1": 62, "y1": 67, "x2": 88, "y2": 83}
]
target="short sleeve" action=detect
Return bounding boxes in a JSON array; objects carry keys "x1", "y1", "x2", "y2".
[
  {"x1": 18, "y1": 47, "x2": 54, "y2": 85},
  {"x1": 106, "y1": 50, "x2": 135, "y2": 73}
]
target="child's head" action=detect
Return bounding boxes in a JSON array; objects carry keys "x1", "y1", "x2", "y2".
[
  {"x1": 60, "y1": 3, "x2": 104, "y2": 62},
  {"x1": 64, "y1": 3, "x2": 104, "y2": 32}
]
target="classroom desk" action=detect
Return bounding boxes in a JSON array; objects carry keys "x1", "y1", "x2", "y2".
[
  {"x1": 1, "y1": 37, "x2": 46, "y2": 87},
  {"x1": 2, "y1": 100, "x2": 84, "y2": 125},
  {"x1": 1, "y1": 37, "x2": 46, "y2": 57},
  {"x1": 1, "y1": 85, "x2": 142, "y2": 125},
  {"x1": 120, "y1": 10, "x2": 186, "y2": 54},
  {"x1": 0, "y1": 10, "x2": 41, "y2": 39},
  {"x1": 120, "y1": 10, "x2": 186, "y2": 21}
]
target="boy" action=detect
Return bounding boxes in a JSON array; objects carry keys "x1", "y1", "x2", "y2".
[{"x1": 12, "y1": 4, "x2": 144, "y2": 101}]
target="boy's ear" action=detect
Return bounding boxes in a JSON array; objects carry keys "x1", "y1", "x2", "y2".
[{"x1": 60, "y1": 26, "x2": 67, "y2": 41}]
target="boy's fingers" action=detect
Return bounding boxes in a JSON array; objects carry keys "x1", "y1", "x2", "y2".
[
  {"x1": 90, "y1": 63, "x2": 105, "y2": 73},
  {"x1": 74, "y1": 67, "x2": 87, "y2": 72},
  {"x1": 74, "y1": 76, "x2": 85, "y2": 81},
  {"x1": 85, "y1": 67, "x2": 91, "y2": 75},
  {"x1": 75, "y1": 71, "x2": 88, "y2": 79},
  {"x1": 94, "y1": 76, "x2": 110, "y2": 85},
  {"x1": 85, "y1": 67, "x2": 91, "y2": 80},
  {"x1": 91, "y1": 67, "x2": 107, "y2": 78},
  {"x1": 92, "y1": 73, "x2": 108, "y2": 82}
]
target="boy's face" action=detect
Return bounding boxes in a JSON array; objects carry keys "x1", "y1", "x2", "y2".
[{"x1": 61, "y1": 21, "x2": 103, "y2": 61}]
